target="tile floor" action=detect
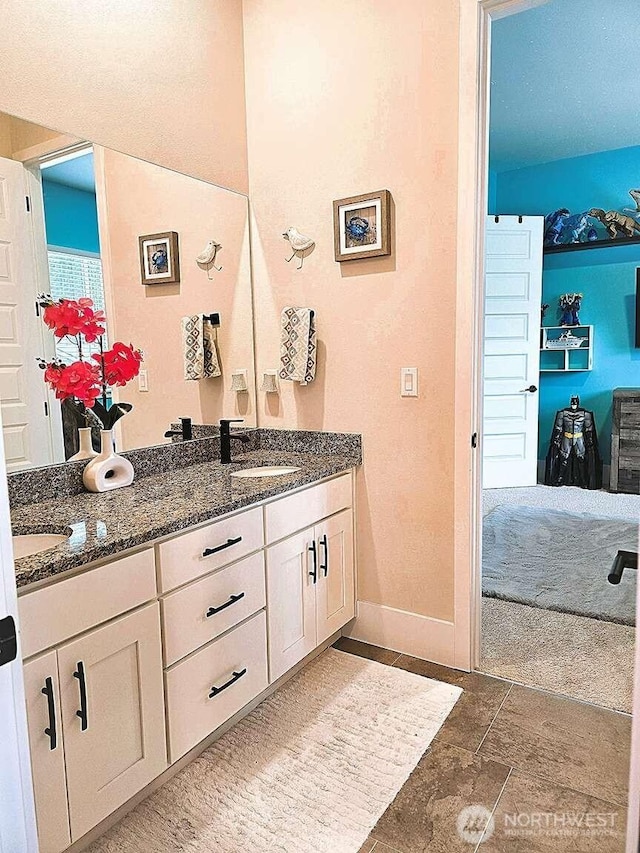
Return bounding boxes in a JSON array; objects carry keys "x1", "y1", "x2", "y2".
[{"x1": 335, "y1": 637, "x2": 631, "y2": 853}]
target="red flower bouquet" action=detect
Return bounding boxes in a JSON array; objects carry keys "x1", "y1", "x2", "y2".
[{"x1": 38, "y1": 295, "x2": 142, "y2": 428}]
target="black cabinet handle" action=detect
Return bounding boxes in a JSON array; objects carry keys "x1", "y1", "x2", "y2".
[
  {"x1": 73, "y1": 661, "x2": 88, "y2": 731},
  {"x1": 308, "y1": 540, "x2": 318, "y2": 583},
  {"x1": 206, "y1": 592, "x2": 245, "y2": 618},
  {"x1": 41, "y1": 677, "x2": 57, "y2": 750},
  {"x1": 208, "y1": 668, "x2": 247, "y2": 699},
  {"x1": 319, "y1": 534, "x2": 329, "y2": 577},
  {"x1": 202, "y1": 536, "x2": 242, "y2": 558}
]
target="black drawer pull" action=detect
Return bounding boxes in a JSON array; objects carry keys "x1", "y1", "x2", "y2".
[
  {"x1": 319, "y1": 534, "x2": 329, "y2": 577},
  {"x1": 206, "y1": 592, "x2": 245, "y2": 618},
  {"x1": 202, "y1": 536, "x2": 242, "y2": 558},
  {"x1": 73, "y1": 661, "x2": 88, "y2": 731},
  {"x1": 308, "y1": 540, "x2": 318, "y2": 583},
  {"x1": 41, "y1": 676, "x2": 57, "y2": 750},
  {"x1": 209, "y1": 668, "x2": 247, "y2": 699}
]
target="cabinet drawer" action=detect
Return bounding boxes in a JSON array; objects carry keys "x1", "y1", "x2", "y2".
[
  {"x1": 157, "y1": 506, "x2": 264, "y2": 593},
  {"x1": 19, "y1": 549, "x2": 156, "y2": 659},
  {"x1": 265, "y1": 473, "x2": 352, "y2": 543},
  {"x1": 165, "y1": 611, "x2": 268, "y2": 762},
  {"x1": 161, "y1": 551, "x2": 266, "y2": 666}
]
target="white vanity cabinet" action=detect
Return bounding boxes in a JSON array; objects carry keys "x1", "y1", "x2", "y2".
[
  {"x1": 19, "y1": 468, "x2": 356, "y2": 852},
  {"x1": 265, "y1": 474, "x2": 355, "y2": 682},
  {"x1": 19, "y1": 550, "x2": 166, "y2": 852}
]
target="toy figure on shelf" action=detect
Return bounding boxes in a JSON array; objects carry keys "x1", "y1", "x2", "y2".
[
  {"x1": 544, "y1": 395, "x2": 602, "y2": 489},
  {"x1": 559, "y1": 292, "x2": 582, "y2": 326},
  {"x1": 544, "y1": 209, "x2": 592, "y2": 246}
]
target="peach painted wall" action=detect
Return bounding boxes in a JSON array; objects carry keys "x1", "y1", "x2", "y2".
[
  {"x1": 243, "y1": 0, "x2": 460, "y2": 622},
  {"x1": 0, "y1": 113, "x2": 64, "y2": 159},
  {"x1": 95, "y1": 148, "x2": 256, "y2": 450},
  {"x1": 0, "y1": 0, "x2": 248, "y2": 193}
]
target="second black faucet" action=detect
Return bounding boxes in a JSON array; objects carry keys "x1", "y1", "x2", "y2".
[{"x1": 219, "y1": 418, "x2": 250, "y2": 463}]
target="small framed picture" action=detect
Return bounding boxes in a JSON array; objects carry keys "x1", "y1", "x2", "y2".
[
  {"x1": 139, "y1": 231, "x2": 180, "y2": 285},
  {"x1": 333, "y1": 190, "x2": 391, "y2": 262}
]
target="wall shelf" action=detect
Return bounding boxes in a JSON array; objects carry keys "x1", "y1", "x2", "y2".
[{"x1": 540, "y1": 325, "x2": 593, "y2": 372}]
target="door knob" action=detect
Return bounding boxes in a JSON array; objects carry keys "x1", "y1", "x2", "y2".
[{"x1": 519, "y1": 385, "x2": 538, "y2": 393}]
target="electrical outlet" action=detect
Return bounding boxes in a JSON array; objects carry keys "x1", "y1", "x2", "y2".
[
  {"x1": 138, "y1": 369, "x2": 149, "y2": 392},
  {"x1": 401, "y1": 367, "x2": 418, "y2": 397}
]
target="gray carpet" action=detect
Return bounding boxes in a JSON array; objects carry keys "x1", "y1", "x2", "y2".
[
  {"x1": 481, "y1": 598, "x2": 635, "y2": 713},
  {"x1": 483, "y1": 505, "x2": 637, "y2": 626}
]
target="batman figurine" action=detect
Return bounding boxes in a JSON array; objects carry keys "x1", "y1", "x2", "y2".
[{"x1": 544, "y1": 396, "x2": 602, "y2": 489}]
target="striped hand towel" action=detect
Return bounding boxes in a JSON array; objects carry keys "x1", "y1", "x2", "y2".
[
  {"x1": 182, "y1": 315, "x2": 221, "y2": 380},
  {"x1": 279, "y1": 307, "x2": 316, "y2": 385}
]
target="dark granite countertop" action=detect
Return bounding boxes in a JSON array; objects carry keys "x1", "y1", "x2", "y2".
[{"x1": 12, "y1": 450, "x2": 359, "y2": 590}]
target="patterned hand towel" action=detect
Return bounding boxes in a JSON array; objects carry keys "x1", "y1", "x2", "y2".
[
  {"x1": 279, "y1": 307, "x2": 316, "y2": 385},
  {"x1": 182, "y1": 315, "x2": 222, "y2": 380}
]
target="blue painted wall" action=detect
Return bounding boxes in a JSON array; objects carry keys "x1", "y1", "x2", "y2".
[
  {"x1": 494, "y1": 145, "x2": 640, "y2": 465},
  {"x1": 42, "y1": 179, "x2": 100, "y2": 254}
]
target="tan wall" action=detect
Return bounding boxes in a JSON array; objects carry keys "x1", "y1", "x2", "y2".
[
  {"x1": 0, "y1": 114, "x2": 11, "y2": 158},
  {"x1": 96, "y1": 148, "x2": 256, "y2": 450},
  {"x1": 0, "y1": 0, "x2": 248, "y2": 193},
  {"x1": 243, "y1": 0, "x2": 460, "y2": 622}
]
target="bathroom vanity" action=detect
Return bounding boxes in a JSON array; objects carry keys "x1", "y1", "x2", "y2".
[{"x1": 12, "y1": 437, "x2": 359, "y2": 852}]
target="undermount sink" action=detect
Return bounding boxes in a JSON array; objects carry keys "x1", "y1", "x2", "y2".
[
  {"x1": 231, "y1": 466, "x2": 301, "y2": 479},
  {"x1": 12, "y1": 534, "x2": 69, "y2": 559}
]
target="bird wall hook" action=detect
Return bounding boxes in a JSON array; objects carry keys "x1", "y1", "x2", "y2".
[
  {"x1": 196, "y1": 240, "x2": 223, "y2": 279},
  {"x1": 283, "y1": 227, "x2": 315, "y2": 269}
]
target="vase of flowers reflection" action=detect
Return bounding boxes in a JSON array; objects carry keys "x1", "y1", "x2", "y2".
[{"x1": 38, "y1": 295, "x2": 142, "y2": 492}]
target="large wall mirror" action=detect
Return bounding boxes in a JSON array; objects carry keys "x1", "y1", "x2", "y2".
[{"x1": 0, "y1": 112, "x2": 256, "y2": 472}]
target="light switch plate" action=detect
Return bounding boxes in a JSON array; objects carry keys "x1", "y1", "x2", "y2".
[
  {"x1": 138, "y1": 369, "x2": 149, "y2": 392},
  {"x1": 401, "y1": 367, "x2": 418, "y2": 397}
]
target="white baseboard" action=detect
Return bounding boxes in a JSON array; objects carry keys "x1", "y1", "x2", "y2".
[{"x1": 344, "y1": 600, "x2": 456, "y2": 668}]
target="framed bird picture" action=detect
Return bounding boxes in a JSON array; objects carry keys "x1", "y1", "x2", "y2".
[{"x1": 333, "y1": 190, "x2": 391, "y2": 262}]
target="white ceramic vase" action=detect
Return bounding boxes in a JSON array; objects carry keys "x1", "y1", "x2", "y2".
[
  {"x1": 69, "y1": 427, "x2": 99, "y2": 461},
  {"x1": 82, "y1": 429, "x2": 134, "y2": 493}
]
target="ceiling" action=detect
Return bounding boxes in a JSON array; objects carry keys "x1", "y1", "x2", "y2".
[
  {"x1": 41, "y1": 151, "x2": 95, "y2": 193},
  {"x1": 490, "y1": 0, "x2": 640, "y2": 172}
]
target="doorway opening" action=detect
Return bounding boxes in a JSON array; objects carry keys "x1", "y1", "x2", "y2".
[{"x1": 477, "y1": 1, "x2": 639, "y2": 715}]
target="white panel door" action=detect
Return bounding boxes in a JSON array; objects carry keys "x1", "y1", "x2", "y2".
[
  {"x1": 23, "y1": 652, "x2": 71, "y2": 853},
  {"x1": 315, "y1": 510, "x2": 355, "y2": 644},
  {"x1": 0, "y1": 156, "x2": 53, "y2": 471},
  {"x1": 58, "y1": 603, "x2": 167, "y2": 841},
  {"x1": 0, "y1": 403, "x2": 38, "y2": 852},
  {"x1": 482, "y1": 215, "x2": 544, "y2": 489},
  {"x1": 266, "y1": 528, "x2": 317, "y2": 682}
]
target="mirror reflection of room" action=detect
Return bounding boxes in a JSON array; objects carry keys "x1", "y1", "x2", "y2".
[{"x1": 0, "y1": 111, "x2": 256, "y2": 472}]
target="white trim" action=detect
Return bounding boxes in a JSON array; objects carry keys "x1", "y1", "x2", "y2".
[
  {"x1": 47, "y1": 245, "x2": 101, "y2": 260},
  {"x1": 0, "y1": 405, "x2": 38, "y2": 850},
  {"x1": 344, "y1": 600, "x2": 456, "y2": 668},
  {"x1": 456, "y1": 0, "x2": 554, "y2": 675},
  {"x1": 11, "y1": 134, "x2": 86, "y2": 166}
]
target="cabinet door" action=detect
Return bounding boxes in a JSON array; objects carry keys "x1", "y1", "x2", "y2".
[
  {"x1": 58, "y1": 603, "x2": 167, "y2": 841},
  {"x1": 266, "y1": 528, "x2": 317, "y2": 682},
  {"x1": 23, "y1": 652, "x2": 71, "y2": 853},
  {"x1": 315, "y1": 509, "x2": 355, "y2": 644}
]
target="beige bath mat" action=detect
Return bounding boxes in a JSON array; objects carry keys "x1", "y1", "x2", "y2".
[{"x1": 87, "y1": 648, "x2": 461, "y2": 853}]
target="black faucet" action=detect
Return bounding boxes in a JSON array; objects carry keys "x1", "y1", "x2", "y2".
[
  {"x1": 164, "y1": 417, "x2": 193, "y2": 441},
  {"x1": 219, "y1": 418, "x2": 250, "y2": 463}
]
